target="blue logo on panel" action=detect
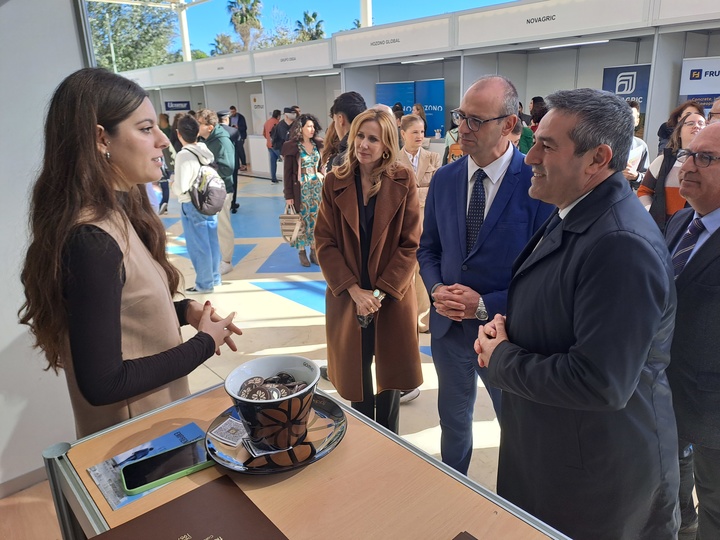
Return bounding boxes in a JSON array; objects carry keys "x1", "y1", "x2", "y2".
[{"x1": 690, "y1": 69, "x2": 703, "y2": 80}]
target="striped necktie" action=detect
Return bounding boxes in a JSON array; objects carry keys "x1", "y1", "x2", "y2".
[
  {"x1": 466, "y1": 169, "x2": 487, "y2": 254},
  {"x1": 672, "y1": 217, "x2": 705, "y2": 278}
]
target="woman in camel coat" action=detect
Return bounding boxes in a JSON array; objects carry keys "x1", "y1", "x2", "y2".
[
  {"x1": 315, "y1": 109, "x2": 422, "y2": 433},
  {"x1": 398, "y1": 114, "x2": 441, "y2": 333}
]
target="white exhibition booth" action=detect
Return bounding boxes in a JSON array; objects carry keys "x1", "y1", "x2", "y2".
[
  {"x1": 120, "y1": 0, "x2": 720, "y2": 178},
  {"x1": 2, "y1": 0, "x2": 720, "y2": 502}
]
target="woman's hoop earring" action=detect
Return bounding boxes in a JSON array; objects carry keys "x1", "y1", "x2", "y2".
[
  {"x1": 382, "y1": 151, "x2": 390, "y2": 160},
  {"x1": 105, "y1": 152, "x2": 111, "y2": 160}
]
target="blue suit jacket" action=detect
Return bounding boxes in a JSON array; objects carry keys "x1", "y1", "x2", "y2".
[
  {"x1": 417, "y1": 148, "x2": 553, "y2": 341},
  {"x1": 665, "y1": 208, "x2": 720, "y2": 448}
]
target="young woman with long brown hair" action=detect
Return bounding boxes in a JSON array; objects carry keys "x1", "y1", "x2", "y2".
[{"x1": 19, "y1": 68, "x2": 241, "y2": 437}]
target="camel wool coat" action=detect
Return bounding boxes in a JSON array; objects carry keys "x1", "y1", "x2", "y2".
[{"x1": 315, "y1": 165, "x2": 423, "y2": 402}]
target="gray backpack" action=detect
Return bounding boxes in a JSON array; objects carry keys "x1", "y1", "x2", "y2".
[{"x1": 186, "y1": 152, "x2": 226, "y2": 216}]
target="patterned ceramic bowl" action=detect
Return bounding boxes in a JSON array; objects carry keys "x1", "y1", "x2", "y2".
[{"x1": 224, "y1": 356, "x2": 320, "y2": 451}]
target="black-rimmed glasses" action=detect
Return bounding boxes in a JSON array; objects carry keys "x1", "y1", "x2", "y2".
[
  {"x1": 677, "y1": 149, "x2": 720, "y2": 168},
  {"x1": 451, "y1": 109, "x2": 510, "y2": 132}
]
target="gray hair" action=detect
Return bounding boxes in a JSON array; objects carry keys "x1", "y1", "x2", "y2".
[
  {"x1": 473, "y1": 75, "x2": 519, "y2": 117},
  {"x1": 545, "y1": 89, "x2": 633, "y2": 172}
]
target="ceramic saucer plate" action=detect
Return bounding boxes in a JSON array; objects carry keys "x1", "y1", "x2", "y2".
[{"x1": 206, "y1": 393, "x2": 347, "y2": 474}]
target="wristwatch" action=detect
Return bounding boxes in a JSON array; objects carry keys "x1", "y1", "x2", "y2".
[
  {"x1": 475, "y1": 296, "x2": 488, "y2": 321},
  {"x1": 373, "y1": 289, "x2": 386, "y2": 302}
]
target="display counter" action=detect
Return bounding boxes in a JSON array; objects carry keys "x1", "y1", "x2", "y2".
[{"x1": 44, "y1": 385, "x2": 569, "y2": 539}]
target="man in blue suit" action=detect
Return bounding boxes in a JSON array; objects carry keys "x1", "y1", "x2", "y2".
[
  {"x1": 418, "y1": 75, "x2": 553, "y2": 474},
  {"x1": 666, "y1": 123, "x2": 720, "y2": 540}
]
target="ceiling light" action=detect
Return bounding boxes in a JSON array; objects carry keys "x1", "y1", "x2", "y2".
[
  {"x1": 308, "y1": 72, "x2": 340, "y2": 77},
  {"x1": 245, "y1": 78, "x2": 262, "y2": 83},
  {"x1": 400, "y1": 57, "x2": 445, "y2": 64},
  {"x1": 539, "y1": 40, "x2": 609, "y2": 50}
]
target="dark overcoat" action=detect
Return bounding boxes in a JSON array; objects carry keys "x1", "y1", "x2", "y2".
[
  {"x1": 488, "y1": 173, "x2": 680, "y2": 539},
  {"x1": 314, "y1": 166, "x2": 423, "y2": 401}
]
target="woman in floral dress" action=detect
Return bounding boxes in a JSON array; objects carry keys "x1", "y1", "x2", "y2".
[{"x1": 282, "y1": 114, "x2": 324, "y2": 267}]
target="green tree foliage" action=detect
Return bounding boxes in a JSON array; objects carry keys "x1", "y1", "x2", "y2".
[
  {"x1": 227, "y1": 0, "x2": 262, "y2": 51},
  {"x1": 256, "y1": 7, "x2": 296, "y2": 49},
  {"x1": 169, "y1": 49, "x2": 209, "y2": 62},
  {"x1": 295, "y1": 11, "x2": 325, "y2": 42},
  {"x1": 210, "y1": 33, "x2": 244, "y2": 56},
  {"x1": 86, "y1": 2, "x2": 178, "y2": 71}
]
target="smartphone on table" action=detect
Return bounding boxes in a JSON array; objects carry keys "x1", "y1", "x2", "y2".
[{"x1": 120, "y1": 438, "x2": 213, "y2": 496}]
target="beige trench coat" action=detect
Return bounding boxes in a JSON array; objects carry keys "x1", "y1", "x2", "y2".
[{"x1": 315, "y1": 165, "x2": 423, "y2": 402}]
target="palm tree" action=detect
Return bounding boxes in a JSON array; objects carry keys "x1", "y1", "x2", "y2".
[
  {"x1": 226, "y1": 0, "x2": 262, "y2": 51},
  {"x1": 295, "y1": 11, "x2": 325, "y2": 42},
  {"x1": 210, "y1": 33, "x2": 242, "y2": 56}
]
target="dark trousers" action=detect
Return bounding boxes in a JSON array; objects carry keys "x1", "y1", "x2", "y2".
[
  {"x1": 431, "y1": 322, "x2": 502, "y2": 474},
  {"x1": 679, "y1": 439, "x2": 697, "y2": 527},
  {"x1": 351, "y1": 320, "x2": 400, "y2": 434},
  {"x1": 159, "y1": 179, "x2": 169, "y2": 206},
  {"x1": 231, "y1": 145, "x2": 240, "y2": 207},
  {"x1": 237, "y1": 138, "x2": 247, "y2": 166},
  {"x1": 695, "y1": 444, "x2": 720, "y2": 539}
]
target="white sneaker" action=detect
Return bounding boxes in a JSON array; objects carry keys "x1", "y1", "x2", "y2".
[
  {"x1": 400, "y1": 388, "x2": 420, "y2": 404},
  {"x1": 220, "y1": 261, "x2": 233, "y2": 275},
  {"x1": 158, "y1": 202, "x2": 168, "y2": 215}
]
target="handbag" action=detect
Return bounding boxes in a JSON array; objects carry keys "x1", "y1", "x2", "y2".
[{"x1": 279, "y1": 203, "x2": 304, "y2": 244}]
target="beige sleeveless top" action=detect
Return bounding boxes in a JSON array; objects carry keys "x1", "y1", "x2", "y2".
[{"x1": 63, "y1": 212, "x2": 190, "y2": 438}]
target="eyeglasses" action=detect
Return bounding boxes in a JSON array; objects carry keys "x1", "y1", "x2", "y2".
[
  {"x1": 451, "y1": 109, "x2": 509, "y2": 132},
  {"x1": 682, "y1": 120, "x2": 706, "y2": 128},
  {"x1": 708, "y1": 112, "x2": 719, "y2": 124},
  {"x1": 677, "y1": 149, "x2": 720, "y2": 168}
]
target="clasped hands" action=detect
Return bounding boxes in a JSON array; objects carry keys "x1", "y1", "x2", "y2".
[
  {"x1": 432, "y1": 283, "x2": 479, "y2": 321},
  {"x1": 186, "y1": 300, "x2": 243, "y2": 355},
  {"x1": 347, "y1": 284, "x2": 382, "y2": 316},
  {"x1": 433, "y1": 284, "x2": 507, "y2": 367},
  {"x1": 474, "y1": 314, "x2": 508, "y2": 368}
]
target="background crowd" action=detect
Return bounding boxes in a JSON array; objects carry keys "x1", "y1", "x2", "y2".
[{"x1": 21, "y1": 65, "x2": 720, "y2": 540}]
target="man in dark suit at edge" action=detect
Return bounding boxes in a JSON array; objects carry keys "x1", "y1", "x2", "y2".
[
  {"x1": 417, "y1": 75, "x2": 553, "y2": 475},
  {"x1": 665, "y1": 122, "x2": 720, "y2": 540},
  {"x1": 476, "y1": 88, "x2": 679, "y2": 539}
]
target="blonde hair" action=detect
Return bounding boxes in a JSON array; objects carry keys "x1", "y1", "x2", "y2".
[
  {"x1": 335, "y1": 109, "x2": 399, "y2": 198},
  {"x1": 400, "y1": 114, "x2": 423, "y2": 131}
]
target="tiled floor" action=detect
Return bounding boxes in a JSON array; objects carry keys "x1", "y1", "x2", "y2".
[{"x1": 0, "y1": 174, "x2": 499, "y2": 536}]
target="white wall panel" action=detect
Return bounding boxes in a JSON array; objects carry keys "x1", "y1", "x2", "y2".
[
  {"x1": 344, "y1": 66, "x2": 380, "y2": 105},
  {"x1": 264, "y1": 78, "x2": 299, "y2": 116},
  {"x1": 205, "y1": 83, "x2": 238, "y2": 114},
  {"x1": 0, "y1": 0, "x2": 83, "y2": 495},
  {"x1": 296, "y1": 76, "x2": 332, "y2": 134},
  {"x1": 527, "y1": 49, "x2": 578, "y2": 99},
  {"x1": 499, "y1": 52, "x2": 529, "y2": 104},
  {"x1": 463, "y1": 54, "x2": 500, "y2": 94},
  {"x1": 577, "y1": 41, "x2": 639, "y2": 90}
]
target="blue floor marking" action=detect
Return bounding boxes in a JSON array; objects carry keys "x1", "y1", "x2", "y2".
[
  {"x1": 231, "y1": 197, "x2": 286, "y2": 238},
  {"x1": 250, "y1": 280, "x2": 327, "y2": 314},
  {"x1": 420, "y1": 345, "x2": 432, "y2": 357},
  {"x1": 168, "y1": 238, "x2": 256, "y2": 265},
  {"x1": 257, "y1": 242, "x2": 323, "y2": 274},
  {"x1": 160, "y1": 217, "x2": 180, "y2": 228}
]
